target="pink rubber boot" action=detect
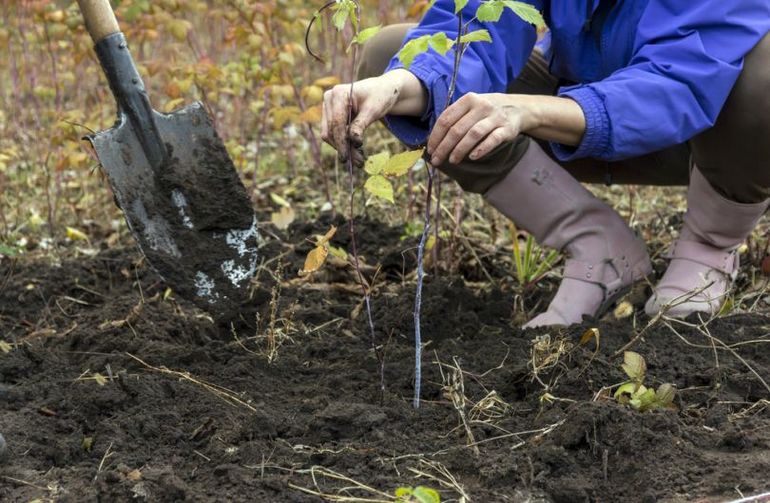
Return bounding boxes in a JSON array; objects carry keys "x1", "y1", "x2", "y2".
[
  {"x1": 645, "y1": 167, "x2": 769, "y2": 318},
  {"x1": 484, "y1": 142, "x2": 652, "y2": 328}
]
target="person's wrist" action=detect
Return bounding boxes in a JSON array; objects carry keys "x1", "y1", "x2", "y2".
[
  {"x1": 385, "y1": 69, "x2": 428, "y2": 117},
  {"x1": 502, "y1": 94, "x2": 543, "y2": 132}
]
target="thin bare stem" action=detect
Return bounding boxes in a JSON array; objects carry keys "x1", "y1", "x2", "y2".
[{"x1": 413, "y1": 12, "x2": 466, "y2": 409}]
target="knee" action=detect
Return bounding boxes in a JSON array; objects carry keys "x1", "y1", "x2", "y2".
[
  {"x1": 436, "y1": 136, "x2": 531, "y2": 194},
  {"x1": 356, "y1": 23, "x2": 416, "y2": 81}
]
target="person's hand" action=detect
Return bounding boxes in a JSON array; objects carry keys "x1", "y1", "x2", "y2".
[
  {"x1": 321, "y1": 69, "x2": 427, "y2": 167},
  {"x1": 427, "y1": 92, "x2": 539, "y2": 166}
]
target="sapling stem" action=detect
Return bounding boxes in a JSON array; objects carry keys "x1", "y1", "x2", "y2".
[
  {"x1": 413, "y1": 12, "x2": 466, "y2": 409},
  {"x1": 306, "y1": 0, "x2": 386, "y2": 399}
]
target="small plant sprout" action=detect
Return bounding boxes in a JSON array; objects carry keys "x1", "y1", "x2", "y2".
[
  {"x1": 509, "y1": 223, "x2": 560, "y2": 288},
  {"x1": 614, "y1": 351, "x2": 676, "y2": 412},
  {"x1": 395, "y1": 485, "x2": 441, "y2": 503}
]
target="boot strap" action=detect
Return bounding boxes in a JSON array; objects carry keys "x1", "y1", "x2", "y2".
[
  {"x1": 562, "y1": 257, "x2": 629, "y2": 297},
  {"x1": 663, "y1": 240, "x2": 738, "y2": 275}
]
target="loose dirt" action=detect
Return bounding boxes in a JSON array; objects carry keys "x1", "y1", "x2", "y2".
[{"x1": 1, "y1": 218, "x2": 769, "y2": 502}]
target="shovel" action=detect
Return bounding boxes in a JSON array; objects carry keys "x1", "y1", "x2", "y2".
[{"x1": 76, "y1": 0, "x2": 259, "y2": 318}]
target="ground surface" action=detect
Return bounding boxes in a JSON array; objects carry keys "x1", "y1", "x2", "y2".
[{"x1": 1, "y1": 217, "x2": 770, "y2": 503}]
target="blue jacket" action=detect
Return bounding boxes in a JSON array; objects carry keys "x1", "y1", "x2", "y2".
[{"x1": 384, "y1": 0, "x2": 770, "y2": 161}]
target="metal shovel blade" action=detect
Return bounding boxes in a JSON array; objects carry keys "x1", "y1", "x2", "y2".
[{"x1": 87, "y1": 102, "x2": 259, "y2": 318}]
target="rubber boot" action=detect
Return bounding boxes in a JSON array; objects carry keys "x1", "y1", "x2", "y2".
[
  {"x1": 645, "y1": 167, "x2": 769, "y2": 318},
  {"x1": 484, "y1": 142, "x2": 652, "y2": 328}
]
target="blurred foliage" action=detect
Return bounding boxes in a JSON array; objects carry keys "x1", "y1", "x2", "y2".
[{"x1": 0, "y1": 0, "x2": 418, "y2": 254}]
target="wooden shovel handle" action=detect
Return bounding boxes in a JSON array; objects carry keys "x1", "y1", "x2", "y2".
[{"x1": 77, "y1": 0, "x2": 121, "y2": 43}]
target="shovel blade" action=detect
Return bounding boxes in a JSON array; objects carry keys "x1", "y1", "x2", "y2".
[{"x1": 88, "y1": 101, "x2": 258, "y2": 318}]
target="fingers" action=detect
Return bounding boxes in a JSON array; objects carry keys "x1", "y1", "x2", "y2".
[
  {"x1": 429, "y1": 109, "x2": 485, "y2": 165},
  {"x1": 330, "y1": 87, "x2": 352, "y2": 163},
  {"x1": 426, "y1": 92, "x2": 476, "y2": 158},
  {"x1": 471, "y1": 126, "x2": 517, "y2": 161},
  {"x1": 447, "y1": 117, "x2": 503, "y2": 164}
]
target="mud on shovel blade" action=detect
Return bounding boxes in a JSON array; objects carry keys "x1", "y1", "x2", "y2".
[{"x1": 77, "y1": 0, "x2": 258, "y2": 317}]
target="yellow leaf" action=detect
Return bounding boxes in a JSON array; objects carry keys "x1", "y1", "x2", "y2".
[
  {"x1": 299, "y1": 105, "x2": 322, "y2": 124},
  {"x1": 168, "y1": 19, "x2": 192, "y2": 42},
  {"x1": 270, "y1": 193, "x2": 291, "y2": 208},
  {"x1": 621, "y1": 351, "x2": 646, "y2": 382},
  {"x1": 299, "y1": 245, "x2": 329, "y2": 277},
  {"x1": 270, "y1": 206, "x2": 295, "y2": 230},
  {"x1": 301, "y1": 85, "x2": 324, "y2": 105},
  {"x1": 364, "y1": 152, "x2": 390, "y2": 175},
  {"x1": 382, "y1": 149, "x2": 425, "y2": 176},
  {"x1": 317, "y1": 226, "x2": 337, "y2": 247},
  {"x1": 127, "y1": 469, "x2": 142, "y2": 481},
  {"x1": 66, "y1": 227, "x2": 89, "y2": 241},
  {"x1": 364, "y1": 175, "x2": 395, "y2": 203},
  {"x1": 0, "y1": 341, "x2": 12, "y2": 353},
  {"x1": 613, "y1": 301, "x2": 634, "y2": 320},
  {"x1": 313, "y1": 76, "x2": 341, "y2": 88},
  {"x1": 163, "y1": 288, "x2": 174, "y2": 301},
  {"x1": 163, "y1": 97, "x2": 186, "y2": 113},
  {"x1": 93, "y1": 373, "x2": 107, "y2": 386}
]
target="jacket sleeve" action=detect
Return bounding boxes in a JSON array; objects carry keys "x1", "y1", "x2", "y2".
[
  {"x1": 552, "y1": 1, "x2": 770, "y2": 162},
  {"x1": 382, "y1": 0, "x2": 540, "y2": 147}
]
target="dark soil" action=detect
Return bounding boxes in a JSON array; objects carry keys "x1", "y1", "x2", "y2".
[{"x1": 1, "y1": 218, "x2": 769, "y2": 502}]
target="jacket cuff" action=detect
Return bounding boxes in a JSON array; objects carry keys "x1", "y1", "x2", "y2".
[
  {"x1": 550, "y1": 85, "x2": 612, "y2": 161},
  {"x1": 382, "y1": 60, "x2": 449, "y2": 148}
]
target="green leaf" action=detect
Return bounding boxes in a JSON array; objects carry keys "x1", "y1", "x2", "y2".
[
  {"x1": 412, "y1": 486, "x2": 441, "y2": 503},
  {"x1": 0, "y1": 244, "x2": 18, "y2": 257},
  {"x1": 503, "y1": 0, "x2": 546, "y2": 29},
  {"x1": 621, "y1": 351, "x2": 646, "y2": 383},
  {"x1": 395, "y1": 487, "x2": 412, "y2": 498},
  {"x1": 331, "y1": 0, "x2": 356, "y2": 31},
  {"x1": 398, "y1": 35, "x2": 431, "y2": 69},
  {"x1": 454, "y1": 0, "x2": 469, "y2": 13},
  {"x1": 364, "y1": 175, "x2": 395, "y2": 203},
  {"x1": 364, "y1": 152, "x2": 390, "y2": 175},
  {"x1": 351, "y1": 25, "x2": 382, "y2": 45},
  {"x1": 613, "y1": 381, "x2": 636, "y2": 403},
  {"x1": 459, "y1": 29, "x2": 492, "y2": 44},
  {"x1": 633, "y1": 387, "x2": 657, "y2": 412},
  {"x1": 476, "y1": 1, "x2": 505, "y2": 22},
  {"x1": 382, "y1": 149, "x2": 425, "y2": 176},
  {"x1": 428, "y1": 32, "x2": 455, "y2": 56},
  {"x1": 655, "y1": 383, "x2": 676, "y2": 407}
]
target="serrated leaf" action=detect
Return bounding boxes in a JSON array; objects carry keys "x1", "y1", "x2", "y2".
[
  {"x1": 331, "y1": 5, "x2": 350, "y2": 31},
  {"x1": 454, "y1": 0, "x2": 469, "y2": 13},
  {"x1": 503, "y1": 0, "x2": 546, "y2": 29},
  {"x1": 382, "y1": 149, "x2": 425, "y2": 176},
  {"x1": 398, "y1": 35, "x2": 430, "y2": 69},
  {"x1": 428, "y1": 32, "x2": 455, "y2": 55},
  {"x1": 0, "y1": 341, "x2": 12, "y2": 354},
  {"x1": 459, "y1": 29, "x2": 492, "y2": 44},
  {"x1": 365, "y1": 175, "x2": 395, "y2": 203},
  {"x1": 621, "y1": 351, "x2": 646, "y2": 382},
  {"x1": 476, "y1": 1, "x2": 505, "y2": 22},
  {"x1": 364, "y1": 151, "x2": 390, "y2": 175},
  {"x1": 351, "y1": 25, "x2": 382, "y2": 45}
]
